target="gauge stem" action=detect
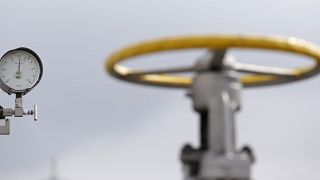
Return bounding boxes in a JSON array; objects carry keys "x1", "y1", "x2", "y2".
[
  {"x1": 15, "y1": 93, "x2": 23, "y2": 108},
  {"x1": 14, "y1": 93, "x2": 23, "y2": 117}
]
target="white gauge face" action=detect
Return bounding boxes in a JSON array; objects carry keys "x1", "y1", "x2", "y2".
[{"x1": 0, "y1": 49, "x2": 42, "y2": 92}]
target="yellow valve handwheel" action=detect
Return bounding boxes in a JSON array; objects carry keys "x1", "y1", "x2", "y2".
[{"x1": 106, "y1": 35, "x2": 320, "y2": 88}]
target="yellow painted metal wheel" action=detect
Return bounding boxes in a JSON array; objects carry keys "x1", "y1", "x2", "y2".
[{"x1": 106, "y1": 35, "x2": 320, "y2": 88}]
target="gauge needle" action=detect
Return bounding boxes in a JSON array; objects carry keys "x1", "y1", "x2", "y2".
[{"x1": 16, "y1": 59, "x2": 21, "y2": 79}]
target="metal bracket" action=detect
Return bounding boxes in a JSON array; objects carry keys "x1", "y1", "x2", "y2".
[{"x1": 0, "y1": 118, "x2": 10, "y2": 135}]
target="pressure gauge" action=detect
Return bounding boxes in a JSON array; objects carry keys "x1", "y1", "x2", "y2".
[{"x1": 0, "y1": 47, "x2": 43, "y2": 95}]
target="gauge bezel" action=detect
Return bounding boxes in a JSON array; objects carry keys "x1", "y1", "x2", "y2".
[{"x1": 0, "y1": 47, "x2": 43, "y2": 95}]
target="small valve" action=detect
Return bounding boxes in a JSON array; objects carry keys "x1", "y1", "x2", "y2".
[
  {"x1": 1, "y1": 104, "x2": 38, "y2": 121},
  {"x1": 23, "y1": 104, "x2": 38, "y2": 121}
]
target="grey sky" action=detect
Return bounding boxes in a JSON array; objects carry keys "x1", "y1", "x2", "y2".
[{"x1": 1, "y1": 0, "x2": 320, "y2": 179}]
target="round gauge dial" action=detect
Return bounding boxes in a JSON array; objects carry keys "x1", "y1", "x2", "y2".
[{"x1": 0, "y1": 47, "x2": 43, "y2": 95}]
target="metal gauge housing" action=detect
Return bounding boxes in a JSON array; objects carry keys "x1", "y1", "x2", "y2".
[{"x1": 0, "y1": 47, "x2": 43, "y2": 95}]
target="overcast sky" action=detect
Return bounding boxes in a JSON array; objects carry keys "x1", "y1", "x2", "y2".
[{"x1": 1, "y1": 0, "x2": 320, "y2": 180}]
